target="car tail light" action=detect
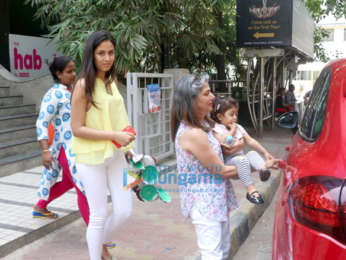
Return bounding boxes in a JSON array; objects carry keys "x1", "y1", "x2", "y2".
[{"x1": 288, "y1": 176, "x2": 346, "y2": 244}]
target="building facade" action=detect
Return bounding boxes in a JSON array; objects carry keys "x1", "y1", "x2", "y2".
[{"x1": 293, "y1": 16, "x2": 346, "y2": 98}]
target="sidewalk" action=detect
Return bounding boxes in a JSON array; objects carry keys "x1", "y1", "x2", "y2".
[{"x1": 0, "y1": 127, "x2": 293, "y2": 259}]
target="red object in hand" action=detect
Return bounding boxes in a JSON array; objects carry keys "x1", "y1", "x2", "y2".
[{"x1": 112, "y1": 126, "x2": 136, "y2": 148}]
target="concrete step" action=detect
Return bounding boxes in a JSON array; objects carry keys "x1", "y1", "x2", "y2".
[
  {"x1": 0, "y1": 151, "x2": 41, "y2": 177},
  {"x1": 0, "y1": 137, "x2": 40, "y2": 158},
  {"x1": 0, "y1": 86, "x2": 10, "y2": 97},
  {"x1": 0, "y1": 125, "x2": 37, "y2": 143},
  {"x1": 0, "y1": 96, "x2": 23, "y2": 106},
  {"x1": 0, "y1": 104, "x2": 36, "y2": 117},
  {"x1": 0, "y1": 113, "x2": 37, "y2": 131}
]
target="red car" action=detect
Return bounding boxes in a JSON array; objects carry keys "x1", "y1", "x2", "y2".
[{"x1": 273, "y1": 58, "x2": 346, "y2": 259}]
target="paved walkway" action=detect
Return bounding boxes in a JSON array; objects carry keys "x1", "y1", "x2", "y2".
[
  {"x1": 0, "y1": 127, "x2": 293, "y2": 259},
  {"x1": 233, "y1": 188, "x2": 278, "y2": 260}
]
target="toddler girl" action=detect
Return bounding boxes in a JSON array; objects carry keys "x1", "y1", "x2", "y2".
[{"x1": 211, "y1": 96, "x2": 278, "y2": 204}]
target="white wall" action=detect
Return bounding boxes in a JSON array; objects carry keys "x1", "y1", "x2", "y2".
[{"x1": 293, "y1": 16, "x2": 346, "y2": 97}]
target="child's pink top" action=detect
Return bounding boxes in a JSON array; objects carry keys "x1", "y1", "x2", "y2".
[{"x1": 213, "y1": 123, "x2": 248, "y2": 140}]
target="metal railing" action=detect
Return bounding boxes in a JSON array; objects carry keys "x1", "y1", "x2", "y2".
[{"x1": 126, "y1": 73, "x2": 174, "y2": 161}]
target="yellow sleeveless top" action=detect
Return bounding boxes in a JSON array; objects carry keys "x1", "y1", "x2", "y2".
[{"x1": 72, "y1": 78, "x2": 134, "y2": 165}]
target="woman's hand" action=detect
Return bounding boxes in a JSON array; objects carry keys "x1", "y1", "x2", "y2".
[
  {"x1": 222, "y1": 138, "x2": 245, "y2": 155},
  {"x1": 114, "y1": 131, "x2": 136, "y2": 147},
  {"x1": 42, "y1": 151, "x2": 54, "y2": 170},
  {"x1": 222, "y1": 165, "x2": 239, "y2": 180}
]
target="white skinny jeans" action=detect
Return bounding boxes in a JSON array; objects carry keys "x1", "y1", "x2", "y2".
[
  {"x1": 76, "y1": 150, "x2": 132, "y2": 260},
  {"x1": 191, "y1": 208, "x2": 231, "y2": 260}
]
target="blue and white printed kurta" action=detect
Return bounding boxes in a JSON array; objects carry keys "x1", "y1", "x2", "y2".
[{"x1": 36, "y1": 83, "x2": 84, "y2": 200}]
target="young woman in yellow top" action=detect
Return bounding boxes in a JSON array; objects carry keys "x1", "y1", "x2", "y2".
[{"x1": 71, "y1": 30, "x2": 135, "y2": 260}]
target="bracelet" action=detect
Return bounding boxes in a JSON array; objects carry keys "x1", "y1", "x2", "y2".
[{"x1": 42, "y1": 149, "x2": 50, "y2": 153}]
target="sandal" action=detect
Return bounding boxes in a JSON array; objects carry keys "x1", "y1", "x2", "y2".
[
  {"x1": 259, "y1": 169, "x2": 271, "y2": 182},
  {"x1": 32, "y1": 205, "x2": 58, "y2": 219},
  {"x1": 105, "y1": 243, "x2": 116, "y2": 249},
  {"x1": 246, "y1": 191, "x2": 264, "y2": 204}
]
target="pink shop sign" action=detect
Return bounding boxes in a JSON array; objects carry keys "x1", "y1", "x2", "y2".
[{"x1": 9, "y1": 34, "x2": 62, "y2": 80}]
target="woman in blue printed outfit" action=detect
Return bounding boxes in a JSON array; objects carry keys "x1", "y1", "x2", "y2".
[
  {"x1": 170, "y1": 74, "x2": 240, "y2": 260},
  {"x1": 33, "y1": 56, "x2": 88, "y2": 222}
]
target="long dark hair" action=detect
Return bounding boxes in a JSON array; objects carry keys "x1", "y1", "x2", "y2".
[
  {"x1": 211, "y1": 96, "x2": 239, "y2": 123},
  {"x1": 78, "y1": 30, "x2": 117, "y2": 107},
  {"x1": 170, "y1": 74, "x2": 214, "y2": 141},
  {"x1": 49, "y1": 56, "x2": 73, "y2": 83}
]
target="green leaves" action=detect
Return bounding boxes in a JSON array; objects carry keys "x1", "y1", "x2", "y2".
[
  {"x1": 27, "y1": 0, "x2": 163, "y2": 74},
  {"x1": 25, "y1": 0, "x2": 346, "y2": 77}
]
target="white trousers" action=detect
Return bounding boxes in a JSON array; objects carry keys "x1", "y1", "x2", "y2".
[
  {"x1": 191, "y1": 208, "x2": 231, "y2": 260},
  {"x1": 76, "y1": 150, "x2": 132, "y2": 260}
]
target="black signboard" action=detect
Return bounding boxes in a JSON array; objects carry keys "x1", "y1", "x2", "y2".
[
  {"x1": 237, "y1": 0, "x2": 292, "y2": 47},
  {"x1": 236, "y1": 0, "x2": 314, "y2": 57}
]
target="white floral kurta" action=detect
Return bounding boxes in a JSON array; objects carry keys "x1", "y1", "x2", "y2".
[{"x1": 36, "y1": 83, "x2": 84, "y2": 200}]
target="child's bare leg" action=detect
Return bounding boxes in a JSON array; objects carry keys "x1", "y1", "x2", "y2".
[{"x1": 246, "y1": 184, "x2": 257, "y2": 195}]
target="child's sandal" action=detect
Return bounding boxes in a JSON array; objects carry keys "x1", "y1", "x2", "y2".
[
  {"x1": 259, "y1": 169, "x2": 271, "y2": 182},
  {"x1": 246, "y1": 191, "x2": 264, "y2": 204}
]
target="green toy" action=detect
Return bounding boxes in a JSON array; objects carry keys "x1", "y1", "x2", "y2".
[
  {"x1": 141, "y1": 165, "x2": 159, "y2": 184},
  {"x1": 157, "y1": 187, "x2": 171, "y2": 203},
  {"x1": 139, "y1": 185, "x2": 158, "y2": 202},
  {"x1": 125, "y1": 152, "x2": 171, "y2": 203}
]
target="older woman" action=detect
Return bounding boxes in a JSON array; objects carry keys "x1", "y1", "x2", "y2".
[{"x1": 170, "y1": 74, "x2": 239, "y2": 260}]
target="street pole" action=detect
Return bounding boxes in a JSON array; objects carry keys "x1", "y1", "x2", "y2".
[
  {"x1": 260, "y1": 57, "x2": 264, "y2": 137},
  {"x1": 272, "y1": 57, "x2": 277, "y2": 129}
]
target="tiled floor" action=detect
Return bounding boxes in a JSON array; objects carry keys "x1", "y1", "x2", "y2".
[{"x1": 0, "y1": 166, "x2": 78, "y2": 249}]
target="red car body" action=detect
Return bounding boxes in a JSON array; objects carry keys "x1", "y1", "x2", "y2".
[{"x1": 273, "y1": 59, "x2": 346, "y2": 259}]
